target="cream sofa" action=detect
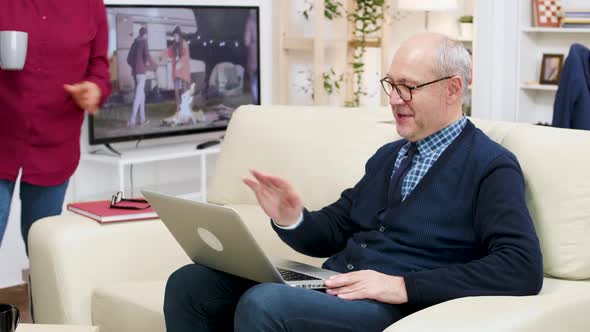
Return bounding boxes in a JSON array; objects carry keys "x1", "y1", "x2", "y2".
[{"x1": 29, "y1": 105, "x2": 590, "y2": 331}]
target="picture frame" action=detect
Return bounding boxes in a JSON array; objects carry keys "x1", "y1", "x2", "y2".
[
  {"x1": 539, "y1": 53, "x2": 564, "y2": 85},
  {"x1": 532, "y1": 0, "x2": 562, "y2": 28}
]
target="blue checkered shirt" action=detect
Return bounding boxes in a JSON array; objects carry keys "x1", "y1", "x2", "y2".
[{"x1": 395, "y1": 117, "x2": 467, "y2": 200}]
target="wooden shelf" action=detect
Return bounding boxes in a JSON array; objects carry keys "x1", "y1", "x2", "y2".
[
  {"x1": 520, "y1": 83, "x2": 558, "y2": 91},
  {"x1": 282, "y1": 37, "x2": 348, "y2": 51},
  {"x1": 522, "y1": 27, "x2": 590, "y2": 33},
  {"x1": 348, "y1": 37, "x2": 382, "y2": 48},
  {"x1": 454, "y1": 36, "x2": 473, "y2": 42},
  {"x1": 282, "y1": 37, "x2": 314, "y2": 51}
]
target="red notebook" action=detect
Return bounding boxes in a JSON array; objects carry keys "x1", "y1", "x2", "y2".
[{"x1": 67, "y1": 200, "x2": 158, "y2": 223}]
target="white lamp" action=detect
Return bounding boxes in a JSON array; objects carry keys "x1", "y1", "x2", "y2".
[{"x1": 398, "y1": 0, "x2": 459, "y2": 30}]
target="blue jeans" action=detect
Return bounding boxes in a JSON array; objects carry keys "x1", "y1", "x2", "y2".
[
  {"x1": 0, "y1": 179, "x2": 69, "y2": 253},
  {"x1": 164, "y1": 264, "x2": 409, "y2": 332}
]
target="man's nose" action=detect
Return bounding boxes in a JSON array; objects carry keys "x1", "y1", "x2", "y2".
[{"x1": 389, "y1": 90, "x2": 405, "y2": 106}]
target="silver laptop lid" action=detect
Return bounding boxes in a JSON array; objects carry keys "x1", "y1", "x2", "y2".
[{"x1": 142, "y1": 190, "x2": 283, "y2": 284}]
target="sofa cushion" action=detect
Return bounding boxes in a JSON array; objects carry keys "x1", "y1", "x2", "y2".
[
  {"x1": 468, "y1": 117, "x2": 522, "y2": 144},
  {"x1": 209, "y1": 106, "x2": 396, "y2": 210},
  {"x1": 385, "y1": 278, "x2": 590, "y2": 332},
  {"x1": 502, "y1": 125, "x2": 590, "y2": 279},
  {"x1": 29, "y1": 216, "x2": 190, "y2": 325},
  {"x1": 92, "y1": 281, "x2": 166, "y2": 332},
  {"x1": 17, "y1": 324, "x2": 99, "y2": 332}
]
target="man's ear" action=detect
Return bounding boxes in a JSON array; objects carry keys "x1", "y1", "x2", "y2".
[{"x1": 446, "y1": 76, "x2": 464, "y2": 105}]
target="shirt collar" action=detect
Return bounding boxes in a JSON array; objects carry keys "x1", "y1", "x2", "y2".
[{"x1": 403, "y1": 117, "x2": 467, "y2": 156}]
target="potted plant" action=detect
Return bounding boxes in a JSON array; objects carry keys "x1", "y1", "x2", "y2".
[{"x1": 459, "y1": 15, "x2": 474, "y2": 40}]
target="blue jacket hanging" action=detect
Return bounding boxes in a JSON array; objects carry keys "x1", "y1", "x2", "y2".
[{"x1": 552, "y1": 43, "x2": 590, "y2": 130}]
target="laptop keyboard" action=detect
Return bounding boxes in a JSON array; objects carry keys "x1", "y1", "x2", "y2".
[{"x1": 276, "y1": 267, "x2": 321, "y2": 281}]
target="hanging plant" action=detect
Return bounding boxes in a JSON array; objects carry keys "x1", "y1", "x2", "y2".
[
  {"x1": 347, "y1": 0, "x2": 385, "y2": 107},
  {"x1": 295, "y1": 67, "x2": 343, "y2": 102},
  {"x1": 293, "y1": 66, "x2": 314, "y2": 100},
  {"x1": 322, "y1": 68, "x2": 344, "y2": 95},
  {"x1": 302, "y1": 0, "x2": 345, "y2": 20}
]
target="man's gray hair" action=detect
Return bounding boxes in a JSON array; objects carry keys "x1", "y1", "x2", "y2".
[{"x1": 433, "y1": 38, "x2": 472, "y2": 98}]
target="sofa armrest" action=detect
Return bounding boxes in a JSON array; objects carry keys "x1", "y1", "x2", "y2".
[
  {"x1": 384, "y1": 278, "x2": 590, "y2": 332},
  {"x1": 29, "y1": 214, "x2": 190, "y2": 325}
]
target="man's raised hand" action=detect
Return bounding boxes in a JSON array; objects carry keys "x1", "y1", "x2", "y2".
[{"x1": 243, "y1": 169, "x2": 303, "y2": 227}]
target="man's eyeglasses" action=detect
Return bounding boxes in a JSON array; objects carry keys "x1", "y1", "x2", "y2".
[
  {"x1": 380, "y1": 76, "x2": 452, "y2": 102},
  {"x1": 110, "y1": 191, "x2": 151, "y2": 210}
]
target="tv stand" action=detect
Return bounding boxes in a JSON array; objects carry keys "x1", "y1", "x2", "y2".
[
  {"x1": 77, "y1": 142, "x2": 220, "y2": 202},
  {"x1": 104, "y1": 143, "x2": 122, "y2": 156}
]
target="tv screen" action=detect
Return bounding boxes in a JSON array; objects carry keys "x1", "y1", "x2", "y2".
[{"x1": 90, "y1": 5, "x2": 260, "y2": 145}]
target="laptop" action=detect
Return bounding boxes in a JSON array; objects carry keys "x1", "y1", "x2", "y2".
[{"x1": 142, "y1": 190, "x2": 339, "y2": 289}]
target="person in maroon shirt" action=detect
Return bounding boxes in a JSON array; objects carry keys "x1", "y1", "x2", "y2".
[{"x1": 0, "y1": 0, "x2": 111, "y2": 252}]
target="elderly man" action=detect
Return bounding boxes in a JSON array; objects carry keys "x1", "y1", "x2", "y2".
[{"x1": 163, "y1": 32, "x2": 543, "y2": 332}]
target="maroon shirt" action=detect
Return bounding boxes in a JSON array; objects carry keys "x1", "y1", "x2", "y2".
[{"x1": 0, "y1": 0, "x2": 111, "y2": 186}]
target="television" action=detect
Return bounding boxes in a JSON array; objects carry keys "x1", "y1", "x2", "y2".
[{"x1": 89, "y1": 4, "x2": 260, "y2": 145}]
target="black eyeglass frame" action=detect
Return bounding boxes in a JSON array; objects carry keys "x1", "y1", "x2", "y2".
[
  {"x1": 380, "y1": 76, "x2": 453, "y2": 102},
  {"x1": 110, "y1": 191, "x2": 151, "y2": 210}
]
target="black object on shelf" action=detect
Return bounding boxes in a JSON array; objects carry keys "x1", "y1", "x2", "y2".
[{"x1": 196, "y1": 140, "x2": 221, "y2": 150}]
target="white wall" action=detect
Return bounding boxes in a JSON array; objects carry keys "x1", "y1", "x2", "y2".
[
  {"x1": 0, "y1": 0, "x2": 277, "y2": 288},
  {"x1": 471, "y1": 0, "x2": 519, "y2": 121}
]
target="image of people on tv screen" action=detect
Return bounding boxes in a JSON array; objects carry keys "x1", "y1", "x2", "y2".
[
  {"x1": 93, "y1": 7, "x2": 259, "y2": 143},
  {"x1": 127, "y1": 26, "x2": 157, "y2": 128},
  {"x1": 159, "y1": 26, "x2": 191, "y2": 114}
]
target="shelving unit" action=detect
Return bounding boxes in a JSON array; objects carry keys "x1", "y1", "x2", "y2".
[
  {"x1": 458, "y1": 36, "x2": 474, "y2": 115},
  {"x1": 454, "y1": 36, "x2": 474, "y2": 43},
  {"x1": 522, "y1": 27, "x2": 590, "y2": 33},
  {"x1": 278, "y1": 0, "x2": 392, "y2": 106},
  {"x1": 520, "y1": 83, "x2": 558, "y2": 91},
  {"x1": 279, "y1": 0, "x2": 326, "y2": 105},
  {"x1": 516, "y1": 0, "x2": 590, "y2": 124}
]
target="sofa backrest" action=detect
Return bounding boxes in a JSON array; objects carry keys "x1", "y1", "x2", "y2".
[
  {"x1": 500, "y1": 124, "x2": 590, "y2": 280},
  {"x1": 209, "y1": 105, "x2": 396, "y2": 210},
  {"x1": 208, "y1": 105, "x2": 590, "y2": 281}
]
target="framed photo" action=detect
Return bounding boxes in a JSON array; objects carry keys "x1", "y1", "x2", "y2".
[
  {"x1": 532, "y1": 0, "x2": 562, "y2": 28},
  {"x1": 539, "y1": 53, "x2": 564, "y2": 85}
]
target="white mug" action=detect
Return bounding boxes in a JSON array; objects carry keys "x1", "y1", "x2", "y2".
[{"x1": 0, "y1": 31, "x2": 28, "y2": 71}]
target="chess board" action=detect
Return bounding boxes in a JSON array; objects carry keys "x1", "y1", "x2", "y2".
[{"x1": 533, "y1": 0, "x2": 562, "y2": 28}]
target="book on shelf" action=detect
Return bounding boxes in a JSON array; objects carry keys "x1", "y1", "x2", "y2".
[
  {"x1": 67, "y1": 199, "x2": 158, "y2": 223},
  {"x1": 562, "y1": 11, "x2": 590, "y2": 18},
  {"x1": 562, "y1": 18, "x2": 590, "y2": 24},
  {"x1": 562, "y1": 23, "x2": 590, "y2": 28}
]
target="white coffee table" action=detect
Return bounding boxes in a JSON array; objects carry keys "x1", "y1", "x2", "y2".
[{"x1": 17, "y1": 324, "x2": 98, "y2": 332}]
